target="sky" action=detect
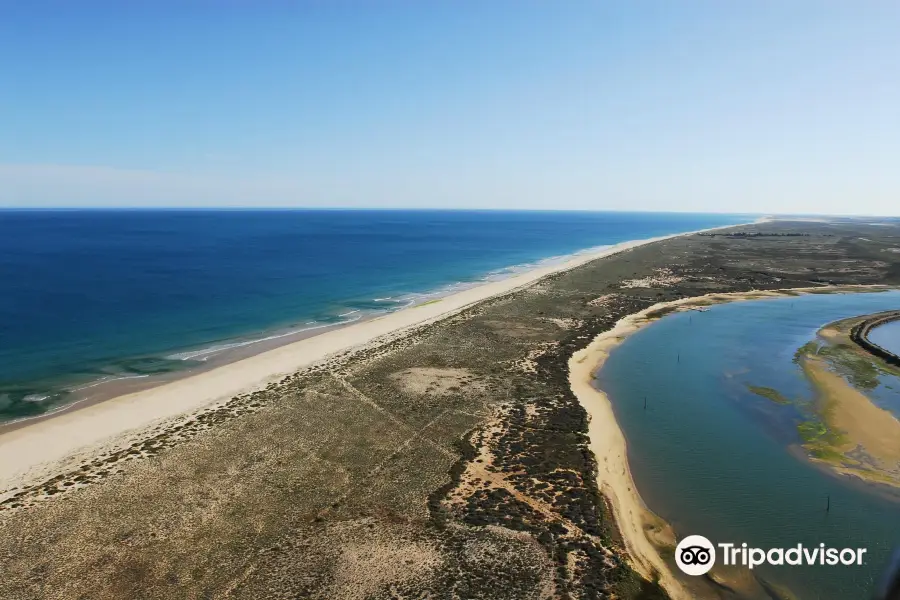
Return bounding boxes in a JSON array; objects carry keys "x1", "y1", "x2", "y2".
[{"x1": 1, "y1": 1, "x2": 899, "y2": 215}]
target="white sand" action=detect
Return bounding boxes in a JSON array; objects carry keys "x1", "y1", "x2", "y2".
[{"x1": 0, "y1": 225, "x2": 746, "y2": 498}]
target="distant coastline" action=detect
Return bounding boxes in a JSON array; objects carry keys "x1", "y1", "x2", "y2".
[
  {"x1": 0, "y1": 210, "x2": 749, "y2": 427},
  {"x1": 1, "y1": 227, "x2": 752, "y2": 500}
]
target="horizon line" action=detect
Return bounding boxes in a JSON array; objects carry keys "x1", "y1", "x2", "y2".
[
  {"x1": 1, "y1": 207, "x2": 898, "y2": 218},
  {"x1": 0, "y1": 206, "x2": 762, "y2": 214}
]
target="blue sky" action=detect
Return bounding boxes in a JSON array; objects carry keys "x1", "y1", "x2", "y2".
[{"x1": 2, "y1": 1, "x2": 898, "y2": 214}]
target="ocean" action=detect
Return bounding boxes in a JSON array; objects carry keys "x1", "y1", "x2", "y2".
[
  {"x1": 596, "y1": 291, "x2": 900, "y2": 599},
  {"x1": 0, "y1": 209, "x2": 747, "y2": 423}
]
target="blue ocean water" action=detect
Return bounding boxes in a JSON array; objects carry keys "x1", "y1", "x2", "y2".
[
  {"x1": 596, "y1": 292, "x2": 900, "y2": 600},
  {"x1": 0, "y1": 209, "x2": 747, "y2": 421}
]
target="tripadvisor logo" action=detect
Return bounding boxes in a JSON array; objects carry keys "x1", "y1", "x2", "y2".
[
  {"x1": 676, "y1": 535, "x2": 716, "y2": 576},
  {"x1": 674, "y1": 535, "x2": 868, "y2": 576}
]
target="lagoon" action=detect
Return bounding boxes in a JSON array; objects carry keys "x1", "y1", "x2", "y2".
[
  {"x1": 869, "y1": 319, "x2": 900, "y2": 358},
  {"x1": 596, "y1": 291, "x2": 900, "y2": 599}
]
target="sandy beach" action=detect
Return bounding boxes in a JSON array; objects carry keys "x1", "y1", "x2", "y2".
[
  {"x1": 570, "y1": 322, "x2": 690, "y2": 599},
  {"x1": 0, "y1": 229, "x2": 741, "y2": 500}
]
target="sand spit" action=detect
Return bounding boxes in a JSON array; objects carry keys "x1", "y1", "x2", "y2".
[
  {"x1": 0, "y1": 226, "x2": 743, "y2": 499},
  {"x1": 569, "y1": 284, "x2": 894, "y2": 600},
  {"x1": 802, "y1": 357, "x2": 900, "y2": 472},
  {"x1": 792, "y1": 313, "x2": 900, "y2": 487}
]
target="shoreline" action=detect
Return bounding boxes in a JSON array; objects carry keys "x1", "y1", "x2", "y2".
[
  {"x1": 569, "y1": 284, "x2": 896, "y2": 600},
  {"x1": 570, "y1": 307, "x2": 690, "y2": 599},
  {"x1": 0, "y1": 242, "x2": 626, "y2": 434},
  {"x1": 0, "y1": 315, "x2": 371, "y2": 435},
  {"x1": 0, "y1": 224, "x2": 753, "y2": 499},
  {"x1": 0, "y1": 240, "x2": 622, "y2": 432}
]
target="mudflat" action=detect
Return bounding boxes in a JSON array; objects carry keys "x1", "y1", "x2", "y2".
[
  {"x1": 794, "y1": 313, "x2": 900, "y2": 486},
  {"x1": 2, "y1": 219, "x2": 900, "y2": 600}
]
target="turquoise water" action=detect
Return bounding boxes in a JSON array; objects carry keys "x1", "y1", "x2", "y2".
[
  {"x1": 0, "y1": 209, "x2": 749, "y2": 423},
  {"x1": 596, "y1": 291, "x2": 900, "y2": 599},
  {"x1": 869, "y1": 319, "x2": 900, "y2": 357}
]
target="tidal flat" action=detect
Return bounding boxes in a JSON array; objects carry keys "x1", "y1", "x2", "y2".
[
  {"x1": 2, "y1": 219, "x2": 900, "y2": 599},
  {"x1": 793, "y1": 312, "x2": 900, "y2": 486}
]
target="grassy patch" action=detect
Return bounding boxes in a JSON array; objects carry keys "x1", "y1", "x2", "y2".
[
  {"x1": 796, "y1": 314, "x2": 900, "y2": 392},
  {"x1": 793, "y1": 330, "x2": 900, "y2": 390},
  {"x1": 807, "y1": 446, "x2": 847, "y2": 463},
  {"x1": 797, "y1": 419, "x2": 826, "y2": 443},
  {"x1": 793, "y1": 341, "x2": 821, "y2": 364},
  {"x1": 815, "y1": 343, "x2": 885, "y2": 390},
  {"x1": 796, "y1": 418, "x2": 848, "y2": 463},
  {"x1": 746, "y1": 384, "x2": 792, "y2": 405},
  {"x1": 645, "y1": 306, "x2": 679, "y2": 319},
  {"x1": 689, "y1": 298, "x2": 715, "y2": 306}
]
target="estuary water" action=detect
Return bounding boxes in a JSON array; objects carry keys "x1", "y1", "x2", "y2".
[
  {"x1": 869, "y1": 319, "x2": 900, "y2": 357},
  {"x1": 0, "y1": 209, "x2": 747, "y2": 423},
  {"x1": 596, "y1": 291, "x2": 900, "y2": 599}
]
